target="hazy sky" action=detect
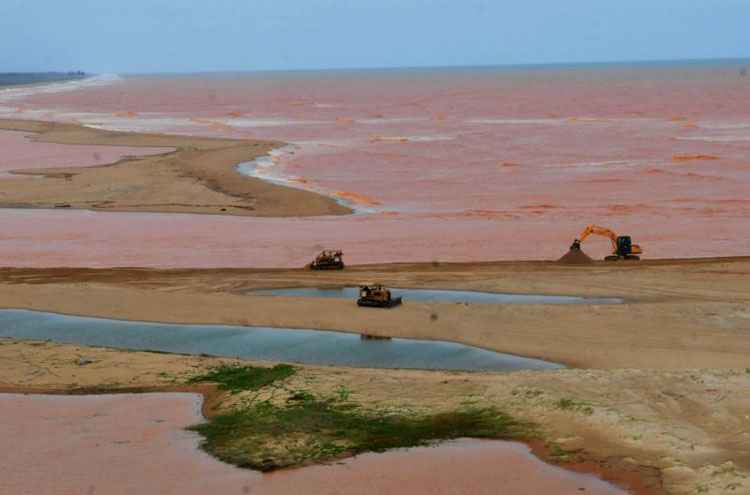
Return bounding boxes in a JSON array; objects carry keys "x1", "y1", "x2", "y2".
[{"x1": 2, "y1": 0, "x2": 749, "y2": 73}]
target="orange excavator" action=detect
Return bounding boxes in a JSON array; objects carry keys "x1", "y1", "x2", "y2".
[{"x1": 570, "y1": 225, "x2": 643, "y2": 261}]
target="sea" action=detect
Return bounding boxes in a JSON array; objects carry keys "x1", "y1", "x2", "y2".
[{"x1": 0, "y1": 59, "x2": 748, "y2": 267}]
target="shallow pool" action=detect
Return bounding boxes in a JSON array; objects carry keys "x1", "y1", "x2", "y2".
[
  {"x1": 248, "y1": 287, "x2": 622, "y2": 305},
  {"x1": 0, "y1": 309, "x2": 563, "y2": 372}
]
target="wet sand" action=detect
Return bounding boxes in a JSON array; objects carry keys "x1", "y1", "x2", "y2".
[{"x1": 0, "y1": 393, "x2": 627, "y2": 495}]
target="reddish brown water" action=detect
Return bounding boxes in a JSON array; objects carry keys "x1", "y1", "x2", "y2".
[
  {"x1": 0, "y1": 129, "x2": 172, "y2": 177},
  {"x1": 0, "y1": 393, "x2": 628, "y2": 495},
  {"x1": 0, "y1": 64, "x2": 748, "y2": 267}
]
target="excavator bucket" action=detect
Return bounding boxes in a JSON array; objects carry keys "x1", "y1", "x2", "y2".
[{"x1": 558, "y1": 242, "x2": 594, "y2": 264}]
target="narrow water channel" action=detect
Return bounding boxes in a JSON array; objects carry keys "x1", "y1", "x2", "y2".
[{"x1": 0, "y1": 309, "x2": 562, "y2": 371}]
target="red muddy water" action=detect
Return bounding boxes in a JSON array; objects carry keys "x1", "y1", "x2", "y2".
[
  {"x1": 0, "y1": 64, "x2": 748, "y2": 267},
  {"x1": 0, "y1": 129, "x2": 172, "y2": 177}
]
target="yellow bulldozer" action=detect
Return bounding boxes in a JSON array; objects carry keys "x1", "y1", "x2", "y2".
[
  {"x1": 309, "y1": 249, "x2": 344, "y2": 270},
  {"x1": 356, "y1": 284, "x2": 403, "y2": 308}
]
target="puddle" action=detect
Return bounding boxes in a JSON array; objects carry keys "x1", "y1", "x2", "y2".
[
  {"x1": 0, "y1": 309, "x2": 562, "y2": 371},
  {"x1": 248, "y1": 287, "x2": 622, "y2": 304}
]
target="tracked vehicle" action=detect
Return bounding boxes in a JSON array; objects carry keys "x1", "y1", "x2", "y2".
[
  {"x1": 309, "y1": 249, "x2": 344, "y2": 270},
  {"x1": 356, "y1": 284, "x2": 402, "y2": 308}
]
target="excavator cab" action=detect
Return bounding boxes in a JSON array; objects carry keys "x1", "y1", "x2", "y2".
[{"x1": 607, "y1": 236, "x2": 641, "y2": 261}]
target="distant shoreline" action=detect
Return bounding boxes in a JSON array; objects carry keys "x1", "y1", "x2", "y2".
[{"x1": 0, "y1": 72, "x2": 88, "y2": 88}]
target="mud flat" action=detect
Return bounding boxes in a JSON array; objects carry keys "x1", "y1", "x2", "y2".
[{"x1": 0, "y1": 119, "x2": 350, "y2": 216}]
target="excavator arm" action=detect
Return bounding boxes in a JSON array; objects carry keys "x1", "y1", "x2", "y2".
[{"x1": 574, "y1": 225, "x2": 619, "y2": 253}]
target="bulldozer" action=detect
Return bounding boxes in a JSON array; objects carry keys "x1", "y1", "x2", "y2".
[
  {"x1": 570, "y1": 225, "x2": 643, "y2": 261},
  {"x1": 357, "y1": 284, "x2": 403, "y2": 308},
  {"x1": 309, "y1": 249, "x2": 344, "y2": 270}
]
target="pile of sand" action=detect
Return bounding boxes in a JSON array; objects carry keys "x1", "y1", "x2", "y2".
[{"x1": 558, "y1": 248, "x2": 594, "y2": 264}]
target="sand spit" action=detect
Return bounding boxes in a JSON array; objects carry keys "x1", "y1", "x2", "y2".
[{"x1": 0, "y1": 119, "x2": 351, "y2": 217}]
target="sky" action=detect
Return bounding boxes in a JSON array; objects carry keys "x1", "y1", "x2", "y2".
[{"x1": 2, "y1": 0, "x2": 750, "y2": 73}]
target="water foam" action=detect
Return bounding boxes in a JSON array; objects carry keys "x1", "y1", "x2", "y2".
[
  {"x1": 546, "y1": 159, "x2": 647, "y2": 170},
  {"x1": 236, "y1": 146, "x2": 375, "y2": 214},
  {"x1": 467, "y1": 118, "x2": 565, "y2": 125},
  {"x1": 219, "y1": 117, "x2": 331, "y2": 128},
  {"x1": 355, "y1": 117, "x2": 428, "y2": 125},
  {"x1": 0, "y1": 74, "x2": 122, "y2": 103},
  {"x1": 370, "y1": 134, "x2": 454, "y2": 143}
]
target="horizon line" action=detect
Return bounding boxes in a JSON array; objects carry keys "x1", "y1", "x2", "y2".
[
  {"x1": 5, "y1": 55, "x2": 750, "y2": 77},
  {"x1": 108, "y1": 55, "x2": 750, "y2": 76}
]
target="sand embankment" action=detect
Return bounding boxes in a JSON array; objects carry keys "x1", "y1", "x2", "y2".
[{"x1": 0, "y1": 119, "x2": 351, "y2": 216}]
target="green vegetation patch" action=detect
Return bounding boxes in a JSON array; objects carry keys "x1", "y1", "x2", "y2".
[
  {"x1": 189, "y1": 394, "x2": 533, "y2": 471},
  {"x1": 188, "y1": 363, "x2": 296, "y2": 393},
  {"x1": 554, "y1": 398, "x2": 594, "y2": 415}
]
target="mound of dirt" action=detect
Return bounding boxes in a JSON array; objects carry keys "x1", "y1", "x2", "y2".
[{"x1": 558, "y1": 248, "x2": 594, "y2": 264}]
